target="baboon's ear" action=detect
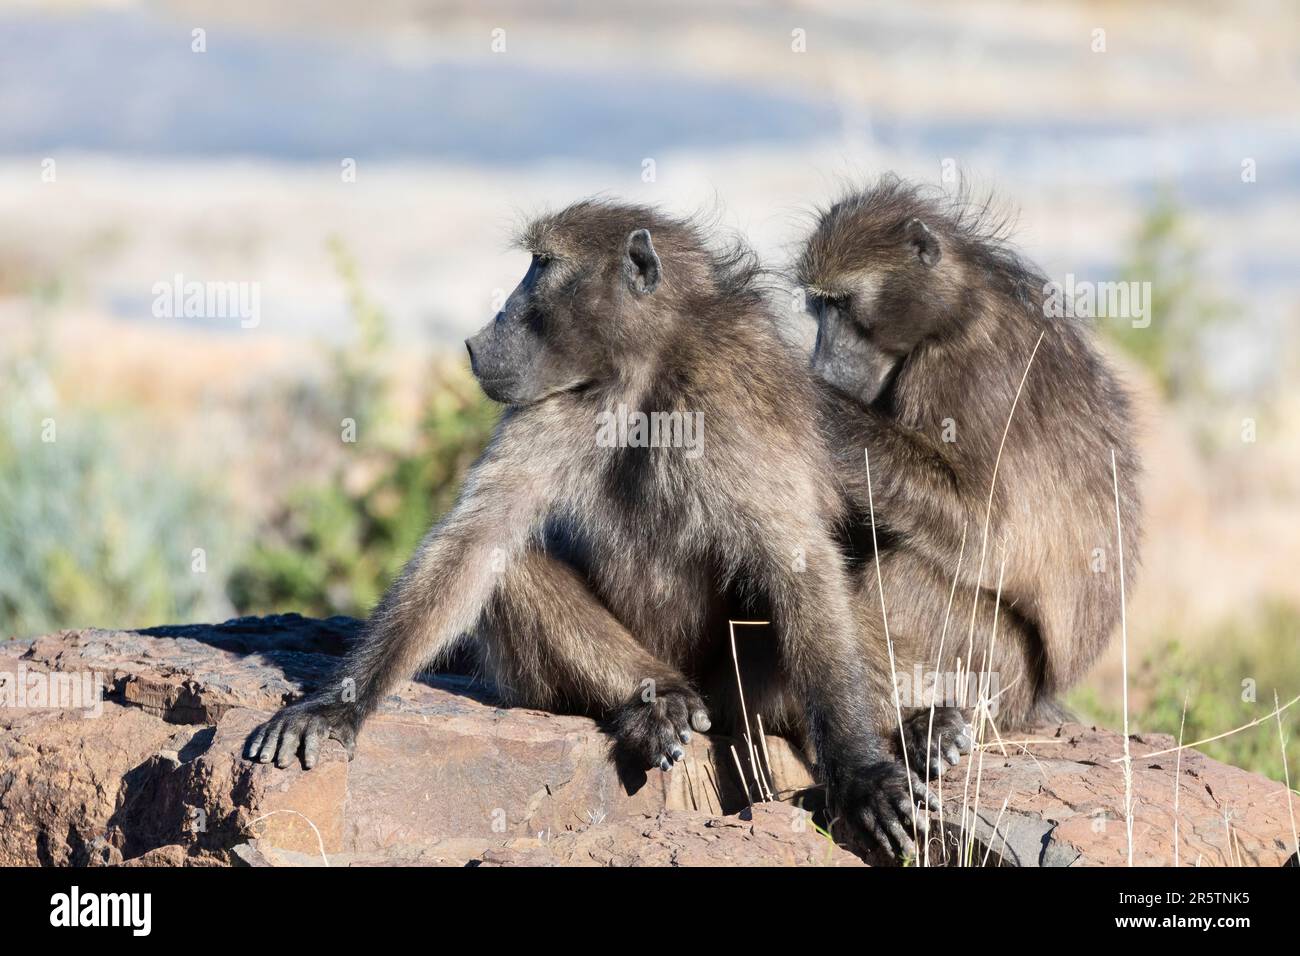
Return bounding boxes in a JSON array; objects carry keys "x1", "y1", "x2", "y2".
[
  {"x1": 624, "y1": 229, "x2": 661, "y2": 295},
  {"x1": 905, "y1": 218, "x2": 942, "y2": 268}
]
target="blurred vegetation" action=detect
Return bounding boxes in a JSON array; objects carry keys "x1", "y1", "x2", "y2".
[
  {"x1": 1104, "y1": 188, "x2": 1239, "y2": 402},
  {"x1": 225, "y1": 238, "x2": 498, "y2": 618},
  {"x1": 1075, "y1": 195, "x2": 1298, "y2": 784},
  {"x1": 1069, "y1": 601, "x2": 1300, "y2": 786},
  {"x1": 0, "y1": 349, "x2": 234, "y2": 637},
  {"x1": 323, "y1": 236, "x2": 393, "y2": 443}
]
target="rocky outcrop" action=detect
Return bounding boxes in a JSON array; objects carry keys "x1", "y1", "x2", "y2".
[{"x1": 0, "y1": 615, "x2": 1295, "y2": 867}]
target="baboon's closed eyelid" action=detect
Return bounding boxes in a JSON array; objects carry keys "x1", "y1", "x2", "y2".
[{"x1": 810, "y1": 291, "x2": 851, "y2": 310}]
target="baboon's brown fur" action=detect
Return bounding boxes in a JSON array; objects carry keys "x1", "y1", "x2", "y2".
[
  {"x1": 799, "y1": 177, "x2": 1142, "y2": 742},
  {"x1": 247, "y1": 199, "x2": 938, "y2": 857}
]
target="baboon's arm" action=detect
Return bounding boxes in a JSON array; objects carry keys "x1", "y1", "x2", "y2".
[
  {"x1": 343, "y1": 437, "x2": 555, "y2": 713},
  {"x1": 246, "y1": 429, "x2": 555, "y2": 768},
  {"x1": 748, "y1": 510, "x2": 895, "y2": 772},
  {"x1": 751, "y1": 516, "x2": 940, "y2": 850},
  {"x1": 827, "y1": 400, "x2": 977, "y2": 564}
]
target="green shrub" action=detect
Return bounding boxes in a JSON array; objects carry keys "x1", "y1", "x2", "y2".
[
  {"x1": 1070, "y1": 601, "x2": 1300, "y2": 785},
  {"x1": 1105, "y1": 189, "x2": 1239, "y2": 402},
  {"x1": 0, "y1": 357, "x2": 235, "y2": 638},
  {"x1": 226, "y1": 238, "x2": 498, "y2": 618},
  {"x1": 226, "y1": 362, "x2": 496, "y2": 618}
]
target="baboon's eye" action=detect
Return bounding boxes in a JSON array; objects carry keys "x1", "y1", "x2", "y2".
[
  {"x1": 811, "y1": 293, "x2": 850, "y2": 314},
  {"x1": 532, "y1": 252, "x2": 553, "y2": 268}
]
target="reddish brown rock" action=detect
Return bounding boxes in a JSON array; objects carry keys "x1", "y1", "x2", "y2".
[
  {"x1": 0, "y1": 700, "x2": 191, "y2": 865},
  {"x1": 923, "y1": 724, "x2": 1299, "y2": 867},
  {"x1": 1, "y1": 615, "x2": 1295, "y2": 867},
  {"x1": 473, "y1": 804, "x2": 861, "y2": 866}
]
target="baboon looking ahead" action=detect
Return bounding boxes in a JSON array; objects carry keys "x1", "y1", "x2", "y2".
[
  {"x1": 247, "y1": 199, "x2": 938, "y2": 855},
  {"x1": 798, "y1": 177, "x2": 1142, "y2": 750}
]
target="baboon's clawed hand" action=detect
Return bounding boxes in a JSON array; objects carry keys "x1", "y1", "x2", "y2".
[
  {"x1": 898, "y1": 707, "x2": 973, "y2": 781},
  {"x1": 245, "y1": 696, "x2": 359, "y2": 769},
  {"x1": 610, "y1": 682, "x2": 711, "y2": 772},
  {"x1": 839, "y1": 761, "x2": 941, "y2": 861}
]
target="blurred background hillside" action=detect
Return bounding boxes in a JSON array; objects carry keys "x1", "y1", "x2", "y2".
[{"x1": 1, "y1": 0, "x2": 1297, "y2": 780}]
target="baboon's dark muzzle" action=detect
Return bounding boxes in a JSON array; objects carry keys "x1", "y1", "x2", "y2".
[
  {"x1": 467, "y1": 316, "x2": 538, "y2": 405},
  {"x1": 465, "y1": 336, "x2": 483, "y2": 378},
  {"x1": 466, "y1": 328, "x2": 508, "y2": 394},
  {"x1": 811, "y1": 308, "x2": 897, "y2": 407}
]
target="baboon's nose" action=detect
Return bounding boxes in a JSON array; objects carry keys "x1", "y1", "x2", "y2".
[{"x1": 465, "y1": 339, "x2": 477, "y2": 372}]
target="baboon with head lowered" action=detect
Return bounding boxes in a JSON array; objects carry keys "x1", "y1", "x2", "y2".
[
  {"x1": 796, "y1": 178, "x2": 1141, "y2": 757},
  {"x1": 247, "y1": 199, "x2": 937, "y2": 853}
]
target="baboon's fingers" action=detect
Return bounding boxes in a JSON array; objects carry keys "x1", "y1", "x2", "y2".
[
  {"x1": 657, "y1": 721, "x2": 685, "y2": 769},
  {"x1": 656, "y1": 746, "x2": 685, "y2": 769},
  {"x1": 245, "y1": 725, "x2": 268, "y2": 761},
  {"x1": 331, "y1": 723, "x2": 357, "y2": 760},
  {"x1": 908, "y1": 775, "x2": 941, "y2": 813},
  {"x1": 256, "y1": 722, "x2": 281, "y2": 763},
  {"x1": 625, "y1": 729, "x2": 666, "y2": 771},
  {"x1": 613, "y1": 688, "x2": 704, "y2": 771},
  {"x1": 275, "y1": 719, "x2": 306, "y2": 769},
  {"x1": 859, "y1": 814, "x2": 893, "y2": 856},
  {"x1": 665, "y1": 693, "x2": 689, "y2": 724},
  {"x1": 913, "y1": 751, "x2": 936, "y2": 780},
  {"x1": 894, "y1": 797, "x2": 930, "y2": 834},
  {"x1": 882, "y1": 814, "x2": 917, "y2": 859},
  {"x1": 301, "y1": 716, "x2": 327, "y2": 770}
]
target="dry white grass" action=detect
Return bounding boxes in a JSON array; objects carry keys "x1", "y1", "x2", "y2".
[
  {"x1": 247, "y1": 809, "x2": 330, "y2": 866},
  {"x1": 1112, "y1": 448, "x2": 1134, "y2": 867},
  {"x1": 728, "y1": 620, "x2": 775, "y2": 803},
  {"x1": 1275, "y1": 690, "x2": 1299, "y2": 862},
  {"x1": 1108, "y1": 691, "x2": 1300, "y2": 762},
  {"x1": 964, "y1": 332, "x2": 1044, "y2": 671},
  {"x1": 949, "y1": 334, "x2": 1044, "y2": 866},
  {"x1": 1174, "y1": 691, "x2": 1189, "y2": 867},
  {"x1": 863, "y1": 445, "x2": 921, "y2": 853},
  {"x1": 729, "y1": 744, "x2": 754, "y2": 807},
  {"x1": 922, "y1": 523, "x2": 969, "y2": 868}
]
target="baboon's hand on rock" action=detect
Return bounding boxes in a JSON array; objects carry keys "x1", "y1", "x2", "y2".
[
  {"x1": 898, "y1": 707, "x2": 973, "y2": 781},
  {"x1": 245, "y1": 698, "x2": 361, "y2": 770},
  {"x1": 611, "y1": 683, "x2": 711, "y2": 772},
  {"x1": 840, "y1": 761, "x2": 940, "y2": 861}
]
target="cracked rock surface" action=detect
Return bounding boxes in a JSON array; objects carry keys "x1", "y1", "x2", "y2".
[{"x1": 1, "y1": 615, "x2": 1295, "y2": 866}]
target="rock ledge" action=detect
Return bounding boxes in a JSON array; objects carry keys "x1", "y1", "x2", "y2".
[{"x1": 1, "y1": 615, "x2": 1295, "y2": 867}]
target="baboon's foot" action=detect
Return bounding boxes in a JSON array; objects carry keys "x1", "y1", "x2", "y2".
[
  {"x1": 838, "y1": 761, "x2": 940, "y2": 862},
  {"x1": 897, "y1": 706, "x2": 972, "y2": 781},
  {"x1": 610, "y1": 682, "x2": 711, "y2": 772}
]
